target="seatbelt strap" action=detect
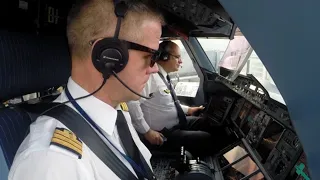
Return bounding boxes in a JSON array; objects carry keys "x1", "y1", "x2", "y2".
[
  {"x1": 158, "y1": 72, "x2": 187, "y2": 127},
  {"x1": 23, "y1": 102, "x2": 138, "y2": 180},
  {"x1": 116, "y1": 111, "x2": 156, "y2": 180}
]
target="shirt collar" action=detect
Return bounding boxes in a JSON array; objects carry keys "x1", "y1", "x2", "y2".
[
  {"x1": 158, "y1": 64, "x2": 168, "y2": 77},
  {"x1": 59, "y1": 77, "x2": 120, "y2": 136}
]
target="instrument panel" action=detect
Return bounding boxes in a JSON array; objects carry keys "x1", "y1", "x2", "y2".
[
  {"x1": 204, "y1": 75, "x2": 310, "y2": 180},
  {"x1": 215, "y1": 75, "x2": 292, "y2": 129}
]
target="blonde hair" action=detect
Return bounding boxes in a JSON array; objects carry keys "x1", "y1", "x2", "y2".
[{"x1": 66, "y1": 0, "x2": 165, "y2": 61}]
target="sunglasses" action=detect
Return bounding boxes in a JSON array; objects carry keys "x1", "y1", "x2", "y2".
[{"x1": 90, "y1": 39, "x2": 161, "y2": 67}]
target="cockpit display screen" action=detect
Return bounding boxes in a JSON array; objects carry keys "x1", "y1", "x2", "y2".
[
  {"x1": 241, "y1": 107, "x2": 260, "y2": 135},
  {"x1": 236, "y1": 101, "x2": 252, "y2": 127},
  {"x1": 256, "y1": 121, "x2": 284, "y2": 163}
]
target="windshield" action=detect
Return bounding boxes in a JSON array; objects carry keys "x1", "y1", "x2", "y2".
[{"x1": 198, "y1": 37, "x2": 286, "y2": 105}]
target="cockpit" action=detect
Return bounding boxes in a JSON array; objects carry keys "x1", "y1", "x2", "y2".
[{"x1": 0, "y1": 0, "x2": 316, "y2": 180}]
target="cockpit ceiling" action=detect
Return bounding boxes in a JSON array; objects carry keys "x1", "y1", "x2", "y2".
[
  {"x1": 154, "y1": 0, "x2": 236, "y2": 39},
  {"x1": 0, "y1": 0, "x2": 235, "y2": 39}
]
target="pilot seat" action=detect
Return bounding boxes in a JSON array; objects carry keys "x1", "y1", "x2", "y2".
[{"x1": 0, "y1": 30, "x2": 70, "y2": 179}]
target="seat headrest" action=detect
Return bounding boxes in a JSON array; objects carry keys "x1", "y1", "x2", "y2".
[{"x1": 0, "y1": 30, "x2": 71, "y2": 101}]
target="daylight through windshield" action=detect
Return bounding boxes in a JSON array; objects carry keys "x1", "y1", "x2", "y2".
[{"x1": 197, "y1": 37, "x2": 286, "y2": 105}]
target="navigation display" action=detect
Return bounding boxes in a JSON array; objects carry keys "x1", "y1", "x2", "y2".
[
  {"x1": 235, "y1": 101, "x2": 252, "y2": 127},
  {"x1": 256, "y1": 121, "x2": 284, "y2": 163},
  {"x1": 241, "y1": 107, "x2": 260, "y2": 135}
]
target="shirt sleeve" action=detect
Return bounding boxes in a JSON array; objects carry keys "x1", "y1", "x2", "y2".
[
  {"x1": 181, "y1": 104, "x2": 190, "y2": 114},
  {"x1": 127, "y1": 77, "x2": 155, "y2": 134},
  {"x1": 8, "y1": 150, "x2": 90, "y2": 180},
  {"x1": 127, "y1": 100, "x2": 150, "y2": 134}
]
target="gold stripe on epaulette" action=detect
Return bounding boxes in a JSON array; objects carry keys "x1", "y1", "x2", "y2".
[
  {"x1": 120, "y1": 102, "x2": 128, "y2": 111},
  {"x1": 52, "y1": 132, "x2": 82, "y2": 150},
  {"x1": 54, "y1": 128, "x2": 82, "y2": 146},
  {"x1": 164, "y1": 89, "x2": 171, "y2": 94},
  {"x1": 50, "y1": 128, "x2": 82, "y2": 159}
]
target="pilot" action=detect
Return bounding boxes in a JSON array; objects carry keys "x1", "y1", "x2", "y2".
[
  {"x1": 127, "y1": 41, "x2": 229, "y2": 157},
  {"x1": 8, "y1": 0, "x2": 164, "y2": 180}
]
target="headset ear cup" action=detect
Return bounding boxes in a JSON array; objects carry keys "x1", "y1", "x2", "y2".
[
  {"x1": 160, "y1": 51, "x2": 169, "y2": 61},
  {"x1": 163, "y1": 53, "x2": 169, "y2": 61},
  {"x1": 92, "y1": 38, "x2": 129, "y2": 77},
  {"x1": 159, "y1": 40, "x2": 171, "y2": 61},
  {"x1": 164, "y1": 52, "x2": 170, "y2": 61}
]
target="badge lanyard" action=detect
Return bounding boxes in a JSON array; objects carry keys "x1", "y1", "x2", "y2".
[{"x1": 64, "y1": 87, "x2": 147, "y2": 179}]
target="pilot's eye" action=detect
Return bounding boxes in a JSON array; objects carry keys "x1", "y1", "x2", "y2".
[
  {"x1": 144, "y1": 55, "x2": 152, "y2": 66},
  {"x1": 144, "y1": 54, "x2": 152, "y2": 60}
]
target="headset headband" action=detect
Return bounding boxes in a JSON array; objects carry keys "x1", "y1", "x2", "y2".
[{"x1": 114, "y1": 1, "x2": 128, "y2": 38}]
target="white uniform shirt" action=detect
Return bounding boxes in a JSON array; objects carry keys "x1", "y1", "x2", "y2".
[
  {"x1": 127, "y1": 65, "x2": 189, "y2": 133},
  {"x1": 8, "y1": 77, "x2": 152, "y2": 180}
]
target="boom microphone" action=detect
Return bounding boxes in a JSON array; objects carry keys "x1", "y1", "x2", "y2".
[{"x1": 112, "y1": 71, "x2": 153, "y2": 99}]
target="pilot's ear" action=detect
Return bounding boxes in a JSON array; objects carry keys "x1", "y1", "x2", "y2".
[{"x1": 89, "y1": 38, "x2": 104, "y2": 49}]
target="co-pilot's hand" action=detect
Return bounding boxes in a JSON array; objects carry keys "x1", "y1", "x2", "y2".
[
  {"x1": 144, "y1": 129, "x2": 164, "y2": 145},
  {"x1": 187, "y1": 106, "x2": 205, "y2": 116}
]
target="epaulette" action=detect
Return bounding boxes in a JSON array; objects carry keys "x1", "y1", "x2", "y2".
[
  {"x1": 50, "y1": 127, "x2": 83, "y2": 159},
  {"x1": 120, "y1": 102, "x2": 129, "y2": 112},
  {"x1": 164, "y1": 89, "x2": 171, "y2": 94},
  {"x1": 57, "y1": 86, "x2": 64, "y2": 93}
]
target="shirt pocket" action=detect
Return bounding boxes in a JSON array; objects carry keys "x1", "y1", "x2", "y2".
[{"x1": 158, "y1": 86, "x2": 173, "y2": 105}]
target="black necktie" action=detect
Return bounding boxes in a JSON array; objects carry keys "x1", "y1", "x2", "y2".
[
  {"x1": 116, "y1": 110, "x2": 156, "y2": 180},
  {"x1": 158, "y1": 72, "x2": 187, "y2": 127}
]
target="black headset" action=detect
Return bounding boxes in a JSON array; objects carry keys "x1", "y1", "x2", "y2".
[
  {"x1": 42, "y1": 1, "x2": 153, "y2": 114},
  {"x1": 90, "y1": 1, "x2": 153, "y2": 99},
  {"x1": 159, "y1": 40, "x2": 172, "y2": 61},
  {"x1": 91, "y1": 1, "x2": 129, "y2": 79}
]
